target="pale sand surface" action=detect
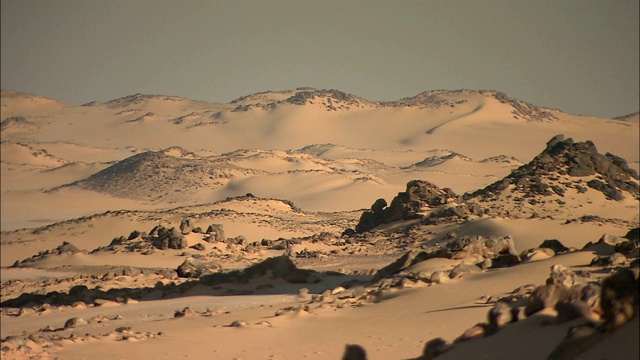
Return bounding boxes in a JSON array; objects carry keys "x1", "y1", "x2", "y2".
[{"x1": 1, "y1": 89, "x2": 638, "y2": 359}]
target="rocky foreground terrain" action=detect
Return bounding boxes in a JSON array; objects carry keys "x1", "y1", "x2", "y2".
[{"x1": 1, "y1": 89, "x2": 638, "y2": 359}]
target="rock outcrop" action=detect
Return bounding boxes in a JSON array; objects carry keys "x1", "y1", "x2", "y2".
[
  {"x1": 468, "y1": 134, "x2": 639, "y2": 200},
  {"x1": 355, "y1": 180, "x2": 458, "y2": 232}
]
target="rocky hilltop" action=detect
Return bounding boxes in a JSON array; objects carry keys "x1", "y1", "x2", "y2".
[
  {"x1": 354, "y1": 135, "x2": 639, "y2": 233},
  {"x1": 469, "y1": 134, "x2": 639, "y2": 201},
  {"x1": 66, "y1": 149, "x2": 261, "y2": 202}
]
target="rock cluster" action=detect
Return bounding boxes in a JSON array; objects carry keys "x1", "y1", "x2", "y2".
[
  {"x1": 362, "y1": 264, "x2": 638, "y2": 360},
  {"x1": 468, "y1": 134, "x2": 639, "y2": 200},
  {"x1": 355, "y1": 180, "x2": 458, "y2": 233},
  {"x1": 371, "y1": 235, "x2": 520, "y2": 282}
]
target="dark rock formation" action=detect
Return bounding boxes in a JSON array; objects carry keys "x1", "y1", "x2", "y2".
[
  {"x1": 205, "y1": 224, "x2": 226, "y2": 242},
  {"x1": 371, "y1": 250, "x2": 431, "y2": 282},
  {"x1": 12, "y1": 241, "x2": 84, "y2": 267},
  {"x1": 341, "y1": 344, "x2": 367, "y2": 360},
  {"x1": 600, "y1": 268, "x2": 639, "y2": 329},
  {"x1": 445, "y1": 235, "x2": 519, "y2": 260},
  {"x1": 467, "y1": 135, "x2": 639, "y2": 200},
  {"x1": 488, "y1": 301, "x2": 514, "y2": 328},
  {"x1": 242, "y1": 256, "x2": 313, "y2": 283},
  {"x1": 525, "y1": 284, "x2": 577, "y2": 316},
  {"x1": 449, "y1": 262, "x2": 482, "y2": 278},
  {"x1": 179, "y1": 218, "x2": 194, "y2": 235},
  {"x1": 176, "y1": 258, "x2": 222, "y2": 278},
  {"x1": 149, "y1": 226, "x2": 187, "y2": 250},
  {"x1": 355, "y1": 180, "x2": 457, "y2": 233},
  {"x1": 539, "y1": 239, "x2": 569, "y2": 254}
]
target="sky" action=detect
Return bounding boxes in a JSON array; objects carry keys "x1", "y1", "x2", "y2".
[{"x1": 1, "y1": 0, "x2": 638, "y2": 118}]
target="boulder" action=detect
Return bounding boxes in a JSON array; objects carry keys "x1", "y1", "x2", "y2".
[
  {"x1": 539, "y1": 239, "x2": 569, "y2": 253},
  {"x1": 58, "y1": 241, "x2": 80, "y2": 253},
  {"x1": 179, "y1": 218, "x2": 194, "y2": 235},
  {"x1": 555, "y1": 301, "x2": 593, "y2": 323},
  {"x1": 449, "y1": 262, "x2": 482, "y2": 279},
  {"x1": 607, "y1": 252, "x2": 628, "y2": 266},
  {"x1": 419, "y1": 338, "x2": 450, "y2": 360},
  {"x1": 341, "y1": 344, "x2": 367, "y2": 360},
  {"x1": 205, "y1": 224, "x2": 225, "y2": 242},
  {"x1": 150, "y1": 226, "x2": 187, "y2": 250},
  {"x1": 547, "y1": 264, "x2": 587, "y2": 288},
  {"x1": 242, "y1": 255, "x2": 314, "y2": 283},
  {"x1": 176, "y1": 258, "x2": 222, "y2": 278},
  {"x1": 446, "y1": 235, "x2": 519, "y2": 260},
  {"x1": 525, "y1": 284, "x2": 577, "y2": 316},
  {"x1": 372, "y1": 250, "x2": 430, "y2": 282},
  {"x1": 64, "y1": 317, "x2": 88, "y2": 328},
  {"x1": 488, "y1": 301, "x2": 514, "y2": 328},
  {"x1": 600, "y1": 268, "x2": 639, "y2": 329}
]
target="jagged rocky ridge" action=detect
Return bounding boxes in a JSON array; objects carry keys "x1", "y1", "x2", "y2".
[
  {"x1": 354, "y1": 135, "x2": 639, "y2": 233},
  {"x1": 468, "y1": 134, "x2": 639, "y2": 201}
]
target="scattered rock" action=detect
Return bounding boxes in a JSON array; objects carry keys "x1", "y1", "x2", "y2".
[
  {"x1": 229, "y1": 320, "x2": 249, "y2": 327},
  {"x1": 547, "y1": 264, "x2": 587, "y2": 288},
  {"x1": 205, "y1": 224, "x2": 225, "y2": 242},
  {"x1": 449, "y1": 262, "x2": 482, "y2": 279},
  {"x1": 525, "y1": 284, "x2": 576, "y2": 316},
  {"x1": 190, "y1": 243, "x2": 206, "y2": 251},
  {"x1": 176, "y1": 258, "x2": 222, "y2": 278},
  {"x1": 64, "y1": 317, "x2": 87, "y2": 328},
  {"x1": 488, "y1": 301, "x2": 514, "y2": 328},
  {"x1": 607, "y1": 252, "x2": 628, "y2": 266}
]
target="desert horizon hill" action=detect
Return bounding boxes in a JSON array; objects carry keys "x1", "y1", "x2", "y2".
[
  {"x1": 1, "y1": 87, "x2": 639, "y2": 359},
  {"x1": 1, "y1": 87, "x2": 638, "y2": 231}
]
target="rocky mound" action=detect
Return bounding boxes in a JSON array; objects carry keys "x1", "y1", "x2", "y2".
[
  {"x1": 384, "y1": 90, "x2": 558, "y2": 122},
  {"x1": 230, "y1": 88, "x2": 372, "y2": 112},
  {"x1": 352, "y1": 135, "x2": 638, "y2": 233},
  {"x1": 467, "y1": 134, "x2": 639, "y2": 201},
  {"x1": 0, "y1": 116, "x2": 41, "y2": 132},
  {"x1": 68, "y1": 149, "x2": 260, "y2": 202},
  {"x1": 354, "y1": 180, "x2": 459, "y2": 233},
  {"x1": 11, "y1": 241, "x2": 84, "y2": 267}
]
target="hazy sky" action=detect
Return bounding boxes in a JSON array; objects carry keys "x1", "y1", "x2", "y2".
[{"x1": 1, "y1": 0, "x2": 638, "y2": 118}]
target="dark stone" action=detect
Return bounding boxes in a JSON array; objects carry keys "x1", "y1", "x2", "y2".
[
  {"x1": 449, "y1": 262, "x2": 482, "y2": 278},
  {"x1": 176, "y1": 258, "x2": 222, "y2": 278},
  {"x1": 420, "y1": 338, "x2": 450, "y2": 360},
  {"x1": 488, "y1": 301, "x2": 513, "y2": 328},
  {"x1": 205, "y1": 224, "x2": 225, "y2": 242},
  {"x1": 179, "y1": 219, "x2": 193, "y2": 235},
  {"x1": 600, "y1": 268, "x2": 639, "y2": 329},
  {"x1": 190, "y1": 243, "x2": 206, "y2": 251},
  {"x1": 342, "y1": 344, "x2": 367, "y2": 360},
  {"x1": 525, "y1": 284, "x2": 577, "y2": 316},
  {"x1": 539, "y1": 239, "x2": 569, "y2": 254},
  {"x1": 372, "y1": 250, "x2": 431, "y2": 282}
]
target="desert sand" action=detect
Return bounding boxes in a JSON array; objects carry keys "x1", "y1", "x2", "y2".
[{"x1": 1, "y1": 88, "x2": 638, "y2": 359}]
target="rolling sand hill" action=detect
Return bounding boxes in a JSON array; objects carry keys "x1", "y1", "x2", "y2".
[{"x1": 1, "y1": 88, "x2": 638, "y2": 359}]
